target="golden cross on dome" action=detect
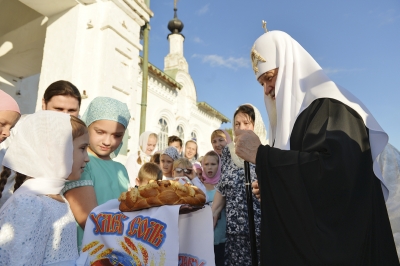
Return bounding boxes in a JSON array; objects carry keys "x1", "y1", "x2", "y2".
[{"x1": 262, "y1": 20, "x2": 268, "y2": 33}]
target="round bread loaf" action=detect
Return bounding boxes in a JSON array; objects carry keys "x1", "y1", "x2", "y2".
[{"x1": 118, "y1": 180, "x2": 206, "y2": 211}]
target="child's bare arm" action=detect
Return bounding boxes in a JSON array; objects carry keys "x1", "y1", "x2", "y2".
[
  {"x1": 211, "y1": 191, "x2": 226, "y2": 228},
  {"x1": 64, "y1": 186, "x2": 98, "y2": 229}
]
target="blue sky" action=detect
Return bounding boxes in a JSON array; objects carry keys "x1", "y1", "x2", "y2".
[{"x1": 146, "y1": 0, "x2": 400, "y2": 149}]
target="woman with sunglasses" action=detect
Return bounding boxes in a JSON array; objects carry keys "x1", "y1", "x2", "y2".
[{"x1": 172, "y1": 158, "x2": 207, "y2": 200}]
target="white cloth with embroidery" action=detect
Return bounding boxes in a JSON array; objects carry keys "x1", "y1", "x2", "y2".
[
  {"x1": 0, "y1": 194, "x2": 78, "y2": 265},
  {"x1": 76, "y1": 199, "x2": 214, "y2": 266}
]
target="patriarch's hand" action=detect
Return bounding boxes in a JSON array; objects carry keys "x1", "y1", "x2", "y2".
[{"x1": 234, "y1": 129, "x2": 261, "y2": 164}]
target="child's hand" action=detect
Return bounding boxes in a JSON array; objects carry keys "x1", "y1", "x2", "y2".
[
  {"x1": 174, "y1": 176, "x2": 192, "y2": 185},
  {"x1": 213, "y1": 214, "x2": 219, "y2": 228},
  {"x1": 198, "y1": 175, "x2": 205, "y2": 183}
]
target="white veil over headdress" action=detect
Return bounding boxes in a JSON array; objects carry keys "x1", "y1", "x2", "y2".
[
  {"x1": 251, "y1": 31, "x2": 388, "y2": 197},
  {"x1": 0, "y1": 111, "x2": 73, "y2": 212},
  {"x1": 229, "y1": 103, "x2": 267, "y2": 168}
]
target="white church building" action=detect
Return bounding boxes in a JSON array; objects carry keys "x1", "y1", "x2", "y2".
[{"x1": 0, "y1": 0, "x2": 229, "y2": 162}]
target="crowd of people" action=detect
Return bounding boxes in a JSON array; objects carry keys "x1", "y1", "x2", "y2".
[
  {"x1": 0, "y1": 28, "x2": 399, "y2": 266},
  {"x1": 0, "y1": 80, "x2": 263, "y2": 265}
]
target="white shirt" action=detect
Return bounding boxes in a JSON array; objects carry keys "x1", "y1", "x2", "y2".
[{"x1": 0, "y1": 194, "x2": 78, "y2": 265}]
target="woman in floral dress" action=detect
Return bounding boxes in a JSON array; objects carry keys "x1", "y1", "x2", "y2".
[{"x1": 212, "y1": 104, "x2": 267, "y2": 266}]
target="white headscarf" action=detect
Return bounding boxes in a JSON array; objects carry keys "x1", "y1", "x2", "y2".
[
  {"x1": 138, "y1": 131, "x2": 157, "y2": 164},
  {"x1": 251, "y1": 30, "x2": 388, "y2": 197},
  {"x1": 0, "y1": 110, "x2": 73, "y2": 212},
  {"x1": 229, "y1": 103, "x2": 267, "y2": 168}
]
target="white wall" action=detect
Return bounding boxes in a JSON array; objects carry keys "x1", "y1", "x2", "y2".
[
  {"x1": 0, "y1": 71, "x2": 40, "y2": 114},
  {"x1": 0, "y1": 0, "x2": 224, "y2": 164},
  {"x1": 132, "y1": 68, "x2": 223, "y2": 159},
  {"x1": 29, "y1": 1, "x2": 148, "y2": 164}
]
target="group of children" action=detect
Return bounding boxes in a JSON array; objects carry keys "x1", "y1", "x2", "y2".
[
  {"x1": 126, "y1": 130, "x2": 230, "y2": 266},
  {"x1": 0, "y1": 84, "x2": 231, "y2": 265}
]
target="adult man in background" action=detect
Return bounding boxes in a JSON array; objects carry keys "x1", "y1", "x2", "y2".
[
  {"x1": 41, "y1": 80, "x2": 81, "y2": 116},
  {"x1": 168, "y1": 135, "x2": 183, "y2": 154}
]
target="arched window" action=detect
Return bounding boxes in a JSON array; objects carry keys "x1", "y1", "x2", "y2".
[
  {"x1": 191, "y1": 131, "x2": 197, "y2": 142},
  {"x1": 158, "y1": 118, "x2": 168, "y2": 150},
  {"x1": 176, "y1": 125, "x2": 184, "y2": 141}
]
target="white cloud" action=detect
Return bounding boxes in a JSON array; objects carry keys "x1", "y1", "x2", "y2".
[
  {"x1": 192, "y1": 54, "x2": 249, "y2": 70},
  {"x1": 193, "y1": 37, "x2": 203, "y2": 43},
  {"x1": 197, "y1": 4, "x2": 209, "y2": 15},
  {"x1": 378, "y1": 9, "x2": 400, "y2": 25}
]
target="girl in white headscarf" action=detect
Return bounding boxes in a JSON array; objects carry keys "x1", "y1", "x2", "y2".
[
  {"x1": 125, "y1": 131, "x2": 158, "y2": 186},
  {"x1": 0, "y1": 111, "x2": 89, "y2": 265},
  {"x1": 212, "y1": 104, "x2": 266, "y2": 266}
]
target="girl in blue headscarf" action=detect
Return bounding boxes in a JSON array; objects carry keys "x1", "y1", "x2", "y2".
[{"x1": 63, "y1": 96, "x2": 131, "y2": 251}]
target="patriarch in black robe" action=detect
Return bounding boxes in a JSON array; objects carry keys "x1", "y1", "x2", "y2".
[{"x1": 235, "y1": 30, "x2": 399, "y2": 265}]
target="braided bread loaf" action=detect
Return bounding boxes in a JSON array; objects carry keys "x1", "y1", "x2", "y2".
[{"x1": 118, "y1": 180, "x2": 206, "y2": 212}]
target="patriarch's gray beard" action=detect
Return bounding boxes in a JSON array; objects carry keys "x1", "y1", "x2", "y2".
[
  {"x1": 265, "y1": 96, "x2": 277, "y2": 129},
  {"x1": 265, "y1": 96, "x2": 277, "y2": 143}
]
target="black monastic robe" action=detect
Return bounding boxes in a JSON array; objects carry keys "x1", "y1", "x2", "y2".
[{"x1": 256, "y1": 98, "x2": 399, "y2": 265}]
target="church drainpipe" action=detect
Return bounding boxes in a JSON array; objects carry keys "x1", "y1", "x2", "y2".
[{"x1": 140, "y1": 0, "x2": 151, "y2": 135}]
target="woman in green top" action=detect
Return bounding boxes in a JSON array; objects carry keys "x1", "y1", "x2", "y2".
[{"x1": 63, "y1": 96, "x2": 131, "y2": 251}]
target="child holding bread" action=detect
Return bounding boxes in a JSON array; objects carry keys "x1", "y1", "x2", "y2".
[
  {"x1": 0, "y1": 111, "x2": 89, "y2": 265},
  {"x1": 62, "y1": 97, "x2": 131, "y2": 251},
  {"x1": 172, "y1": 157, "x2": 208, "y2": 200}
]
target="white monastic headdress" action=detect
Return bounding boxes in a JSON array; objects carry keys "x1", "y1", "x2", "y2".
[{"x1": 251, "y1": 30, "x2": 389, "y2": 197}]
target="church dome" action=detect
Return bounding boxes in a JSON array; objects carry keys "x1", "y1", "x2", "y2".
[{"x1": 168, "y1": 8, "x2": 184, "y2": 34}]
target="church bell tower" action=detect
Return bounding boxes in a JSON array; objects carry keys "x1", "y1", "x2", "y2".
[{"x1": 164, "y1": 3, "x2": 189, "y2": 73}]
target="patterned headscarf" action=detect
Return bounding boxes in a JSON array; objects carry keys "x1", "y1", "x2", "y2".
[
  {"x1": 82, "y1": 97, "x2": 131, "y2": 157},
  {"x1": 161, "y1": 146, "x2": 180, "y2": 161}
]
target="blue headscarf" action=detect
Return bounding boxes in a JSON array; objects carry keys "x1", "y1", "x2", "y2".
[{"x1": 82, "y1": 97, "x2": 131, "y2": 158}]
